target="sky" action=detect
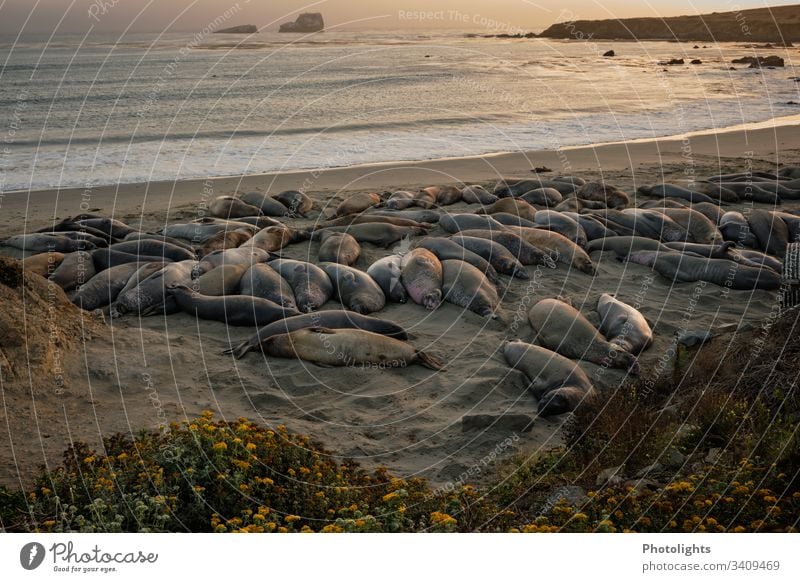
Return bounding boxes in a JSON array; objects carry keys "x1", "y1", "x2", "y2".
[{"x1": 0, "y1": 0, "x2": 796, "y2": 35}]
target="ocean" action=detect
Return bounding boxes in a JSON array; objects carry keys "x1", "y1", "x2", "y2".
[{"x1": 0, "y1": 30, "x2": 797, "y2": 191}]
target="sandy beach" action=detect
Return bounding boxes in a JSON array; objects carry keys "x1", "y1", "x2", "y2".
[{"x1": 1, "y1": 119, "x2": 799, "y2": 489}]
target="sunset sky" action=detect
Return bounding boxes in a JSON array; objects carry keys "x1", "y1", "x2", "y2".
[{"x1": 0, "y1": 0, "x2": 795, "y2": 35}]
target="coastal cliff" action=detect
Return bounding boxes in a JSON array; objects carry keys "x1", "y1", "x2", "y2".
[{"x1": 539, "y1": 4, "x2": 800, "y2": 43}]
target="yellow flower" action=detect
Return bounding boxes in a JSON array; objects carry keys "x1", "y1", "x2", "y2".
[
  {"x1": 382, "y1": 492, "x2": 399, "y2": 502},
  {"x1": 573, "y1": 513, "x2": 588, "y2": 521},
  {"x1": 246, "y1": 443, "x2": 257, "y2": 451},
  {"x1": 43, "y1": 520, "x2": 56, "y2": 528},
  {"x1": 267, "y1": 522, "x2": 277, "y2": 531},
  {"x1": 733, "y1": 526, "x2": 746, "y2": 533},
  {"x1": 763, "y1": 496, "x2": 778, "y2": 504},
  {"x1": 116, "y1": 452, "x2": 128, "y2": 461},
  {"x1": 278, "y1": 527, "x2": 288, "y2": 533},
  {"x1": 285, "y1": 515, "x2": 301, "y2": 523},
  {"x1": 40, "y1": 487, "x2": 52, "y2": 496},
  {"x1": 212, "y1": 442, "x2": 228, "y2": 451},
  {"x1": 83, "y1": 456, "x2": 95, "y2": 464}
]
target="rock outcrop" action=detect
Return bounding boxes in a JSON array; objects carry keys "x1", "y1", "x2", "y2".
[
  {"x1": 538, "y1": 5, "x2": 800, "y2": 43},
  {"x1": 278, "y1": 13, "x2": 324, "y2": 33},
  {"x1": 214, "y1": 25, "x2": 257, "y2": 34}
]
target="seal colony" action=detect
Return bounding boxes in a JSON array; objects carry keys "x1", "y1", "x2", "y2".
[{"x1": 3, "y1": 167, "x2": 797, "y2": 418}]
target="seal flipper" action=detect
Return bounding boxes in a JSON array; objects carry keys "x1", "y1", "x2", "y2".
[
  {"x1": 415, "y1": 350, "x2": 445, "y2": 371},
  {"x1": 223, "y1": 339, "x2": 252, "y2": 360}
]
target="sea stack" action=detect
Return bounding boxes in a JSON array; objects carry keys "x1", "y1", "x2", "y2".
[{"x1": 279, "y1": 12, "x2": 324, "y2": 33}]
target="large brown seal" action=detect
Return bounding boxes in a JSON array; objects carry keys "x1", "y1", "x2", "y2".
[
  {"x1": 70, "y1": 261, "x2": 143, "y2": 311},
  {"x1": 209, "y1": 195, "x2": 263, "y2": 218},
  {"x1": 242, "y1": 226, "x2": 310, "y2": 253},
  {"x1": 330, "y1": 192, "x2": 382, "y2": 217},
  {"x1": 400, "y1": 248, "x2": 443, "y2": 310},
  {"x1": 528, "y1": 298, "x2": 640, "y2": 373},
  {"x1": 441, "y1": 259, "x2": 499, "y2": 319},
  {"x1": 532, "y1": 210, "x2": 588, "y2": 248},
  {"x1": 200, "y1": 229, "x2": 254, "y2": 257},
  {"x1": 49, "y1": 250, "x2": 97, "y2": 291},
  {"x1": 192, "y1": 263, "x2": 249, "y2": 296},
  {"x1": 596, "y1": 293, "x2": 653, "y2": 355},
  {"x1": 385, "y1": 190, "x2": 416, "y2": 210},
  {"x1": 318, "y1": 231, "x2": 361, "y2": 266},
  {"x1": 321, "y1": 263, "x2": 386, "y2": 314},
  {"x1": 259, "y1": 327, "x2": 444, "y2": 369},
  {"x1": 748, "y1": 209, "x2": 788, "y2": 257},
  {"x1": 576, "y1": 182, "x2": 629, "y2": 208},
  {"x1": 461, "y1": 185, "x2": 497, "y2": 205},
  {"x1": 654, "y1": 208, "x2": 722, "y2": 244},
  {"x1": 273, "y1": 190, "x2": 313, "y2": 216},
  {"x1": 439, "y1": 213, "x2": 508, "y2": 234},
  {"x1": 507, "y1": 227, "x2": 595, "y2": 274},
  {"x1": 109, "y1": 240, "x2": 196, "y2": 262},
  {"x1": 475, "y1": 198, "x2": 537, "y2": 222},
  {"x1": 503, "y1": 340, "x2": 595, "y2": 416},
  {"x1": 586, "y1": 236, "x2": 668, "y2": 256},
  {"x1": 22, "y1": 252, "x2": 65, "y2": 277},
  {"x1": 224, "y1": 310, "x2": 410, "y2": 359}
]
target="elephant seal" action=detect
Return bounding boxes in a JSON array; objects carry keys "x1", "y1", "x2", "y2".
[
  {"x1": 318, "y1": 231, "x2": 361, "y2": 266},
  {"x1": 576, "y1": 182, "x2": 629, "y2": 209},
  {"x1": 552, "y1": 197, "x2": 607, "y2": 213},
  {"x1": 331, "y1": 192, "x2": 382, "y2": 217},
  {"x1": 209, "y1": 195, "x2": 263, "y2": 219},
  {"x1": 238, "y1": 191, "x2": 291, "y2": 216},
  {"x1": 503, "y1": 340, "x2": 594, "y2": 416},
  {"x1": 259, "y1": 327, "x2": 444, "y2": 369},
  {"x1": 416, "y1": 238, "x2": 499, "y2": 282},
  {"x1": 519, "y1": 187, "x2": 563, "y2": 207},
  {"x1": 719, "y1": 211, "x2": 758, "y2": 247},
  {"x1": 528, "y1": 298, "x2": 640, "y2": 373},
  {"x1": 654, "y1": 208, "x2": 722, "y2": 244},
  {"x1": 367, "y1": 209, "x2": 441, "y2": 223},
  {"x1": 400, "y1": 248, "x2": 443, "y2": 310},
  {"x1": 413, "y1": 187, "x2": 439, "y2": 209},
  {"x1": 622, "y1": 208, "x2": 689, "y2": 242},
  {"x1": 441, "y1": 259, "x2": 499, "y2": 319},
  {"x1": 114, "y1": 260, "x2": 201, "y2": 316},
  {"x1": 199, "y1": 247, "x2": 272, "y2": 271},
  {"x1": 748, "y1": 209, "x2": 788, "y2": 257},
  {"x1": 439, "y1": 213, "x2": 508, "y2": 234},
  {"x1": 449, "y1": 235, "x2": 529, "y2": 279},
  {"x1": 637, "y1": 183, "x2": 716, "y2": 204},
  {"x1": 2, "y1": 234, "x2": 95, "y2": 254},
  {"x1": 239, "y1": 263, "x2": 297, "y2": 309},
  {"x1": 461, "y1": 185, "x2": 497, "y2": 205},
  {"x1": 273, "y1": 190, "x2": 313, "y2": 216},
  {"x1": 242, "y1": 226, "x2": 310, "y2": 253},
  {"x1": 366, "y1": 254, "x2": 408, "y2": 303},
  {"x1": 321, "y1": 263, "x2": 386, "y2": 315},
  {"x1": 625, "y1": 251, "x2": 781, "y2": 290},
  {"x1": 311, "y1": 224, "x2": 427, "y2": 248},
  {"x1": 92, "y1": 249, "x2": 165, "y2": 273},
  {"x1": 322, "y1": 214, "x2": 429, "y2": 228},
  {"x1": 436, "y1": 186, "x2": 462, "y2": 206},
  {"x1": 714, "y1": 182, "x2": 780, "y2": 204},
  {"x1": 48, "y1": 251, "x2": 96, "y2": 291},
  {"x1": 75, "y1": 217, "x2": 138, "y2": 239},
  {"x1": 494, "y1": 179, "x2": 576, "y2": 198},
  {"x1": 385, "y1": 190, "x2": 416, "y2": 210},
  {"x1": 507, "y1": 227, "x2": 595, "y2": 274},
  {"x1": 200, "y1": 229, "x2": 254, "y2": 257},
  {"x1": 167, "y1": 284, "x2": 299, "y2": 326},
  {"x1": 224, "y1": 310, "x2": 410, "y2": 359},
  {"x1": 533, "y1": 210, "x2": 588, "y2": 248},
  {"x1": 489, "y1": 213, "x2": 536, "y2": 228},
  {"x1": 475, "y1": 198, "x2": 537, "y2": 222},
  {"x1": 561, "y1": 212, "x2": 617, "y2": 241},
  {"x1": 192, "y1": 263, "x2": 249, "y2": 296},
  {"x1": 109, "y1": 240, "x2": 196, "y2": 262},
  {"x1": 268, "y1": 259, "x2": 333, "y2": 312},
  {"x1": 37, "y1": 220, "x2": 116, "y2": 244},
  {"x1": 596, "y1": 293, "x2": 653, "y2": 355},
  {"x1": 664, "y1": 241, "x2": 735, "y2": 259},
  {"x1": 685, "y1": 181, "x2": 740, "y2": 203},
  {"x1": 70, "y1": 262, "x2": 143, "y2": 311},
  {"x1": 117, "y1": 262, "x2": 168, "y2": 297},
  {"x1": 688, "y1": 202, "x2": 725, "y2": 225},
  {"x1": 22, "y1": 252, "x2": 65, "y2": 277},
  {"x1": 456, "y1": 229, "x2": 554, "y2": 267},
  {"x1": 160, "y1": 223, "x2": 228, "y2": 243},
  {"x1": 125, "y1": 232, "x2": 197, "y2": 252},
  {"x1": 586, "y1": 236, "x2": 668, "y2": 256}
]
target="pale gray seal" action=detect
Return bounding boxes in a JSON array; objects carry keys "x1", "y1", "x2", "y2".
[
  {"x1": 238, "y1": 191, "x2": 292, "y2": 216},
  {"x1": 268, "y1": 259, "x2": 333, "y2": 312},
  {"x1": 441, "y1": 259, "x2": 499, "y2": 319},
  {"x1": 167, "y1": 284, "x2": 299, "y2": 326},
  {"x1": 449, "y1": 235, "x2": 529, "y2": 279},
  {"x1": 366, "y1": 254, "x2": 408, "y2": 303},
  {"x1": 596, "y1": 293, "x2": 653, "y2": 355},
  {"x1": 503, "y1": 340, "x2": 595, "y2": 416},
  {"x1": 209, "y1": 195, "x2": 263, "y2": 218},
  {"x1": 528, "y1": 298, "x2": 639, "y2": 373},
  {"x1": 474, "y1": 198, "x2": 537, "y2": 222},
  {"x1": 321, "y1": 263, "x2": 386, "y2": 315},
  {"x1": 239, "y1": 263, "x2": 298, "y2": 309}
]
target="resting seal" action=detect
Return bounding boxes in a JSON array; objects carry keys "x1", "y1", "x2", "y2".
[
  {"x1": 321, "y1": 263, "x2": 386, "y2": 314},
  {"x1": 441, "y1": 259, "x2": 499, "y2": 319},
  {"x1": 268, "y1": 259, "x2": 333, "y2": 312},
  {"x1": 367, "y1": 254, "x2": 408, "y2": 303},
  {"x1": 209, "y1": 195, "x2": 263, "y2": 219},
  {"x1": 596, "y1": 293, "x2": 653, "y2": 355},
  {"x1": 167, "y1": 284, "x2": 299, "y2": 326},
  {"x1": 400, "y1": 248, "x2": 443, "y2": 310}
]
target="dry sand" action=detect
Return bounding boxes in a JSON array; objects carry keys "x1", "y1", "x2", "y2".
[{"x1": 1, "y1": 119, "x2": 799, "y2": 489}]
